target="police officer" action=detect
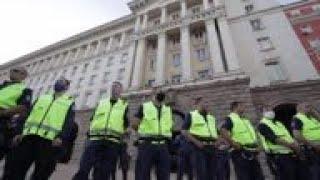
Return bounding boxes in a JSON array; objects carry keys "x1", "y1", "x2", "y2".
[
  {"x1": 8, "y1": 78, "x2": 75, "y2": 180},
  {"x1": 0, "y1": 67, "x2": 32, "y2": 179},
  {"x1": 181, "y1": 97, "x2": 218, "y2": 180},
  {"x1": 73, "y1": 81, "x2": 129, "y2": 180},
  {"x1": 292, "y1": 103, "x2": 320, "y2": 180},
  {"x1": 258, "y1": 106, "x2": 300, "y2": 180},
  {"x1": 132, "y1": 88, "x2": 173, "y2": 180},
  {"x1": 220, "y1": 101, "x2": 264, "y2": 180}
]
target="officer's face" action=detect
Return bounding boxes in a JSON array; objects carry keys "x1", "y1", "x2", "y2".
[
  {"x1": 111, "y1": 83, "x2": 123, "y2": 98},
  {"x1": 237, "y1": 103, "x2": 245, "y2": 114}
]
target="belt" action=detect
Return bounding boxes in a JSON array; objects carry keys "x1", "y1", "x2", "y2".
[{"x1": 137, "y1": 139, "x2": 167, "y2": 145}]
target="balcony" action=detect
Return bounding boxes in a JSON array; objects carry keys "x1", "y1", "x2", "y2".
[{"x1": 134, "y1": 6, "x2": 226, "y2": 39}]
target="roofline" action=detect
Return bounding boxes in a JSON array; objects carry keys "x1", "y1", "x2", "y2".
[
  {"x1": 282, "y1": 0, "x2": 318, "y2": 10},
  {"x1": 0, "y1": 14, "x2": 135, "y2": 70}
]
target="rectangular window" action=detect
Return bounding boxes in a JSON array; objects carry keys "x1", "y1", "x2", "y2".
[
  {"x1": 195, "y1": 49, "x2": 207, "y2": 62},
  {"x1": 99, "y1": 90, "x2": 108, "y2": 99},
  {"x1": 150, "y1": 56, "x2": 156, "y2": 71},
  {"x1": 94, "y1": 59, "x2": 101, "y2": 70},
  {"x1": 117, "y1": 68, "x2": 125, "y2": 80},
  {"x1": 198, "y1": 69, "x2": 210, "y2": 80},
  {"x1": 121, "y1": 53, "x2": 128, "y2": 64},
  {"x1": 172, "y1": 53, "x2": 181, "y2": 67},
  {"x1": 82, "y1": 63, "x2": 89, "y2": 73},
  {"x1": 300, "y1": 25, "x2": 313, "y2": 35},
  {"x1": 103, "y1": 72, "x2": 110, "y2": 83},
  {"x1": 72, "y1": 66, "x2": 78, "y2": 75},
  {"x1": 309, "y1": 38, "x2": 320, "y2": 53},
  {"x1": 257, "y1": 37, "x2": 274, "y2": 51},
  {"x1": 77, "y1": 78, "x2": 84, "y2": 87},
  {"x1": 147, "y1": 79, "x2": 155, "y2": 87},
  {"x1": 172, "y1": 75, "x2": 181, "y2": 84},
  {"x1": 250, "y1": 19, "x2": 265, "y2": 31},
  {"x1": 265, "y1": 61, "x2": 286, "y2": 82},
  {"x1": 89, "y1": 75, "x2": 97, "y2": 85},
  {"x1": 107, "y1": 56, "x2": 114, "y2": 66}
]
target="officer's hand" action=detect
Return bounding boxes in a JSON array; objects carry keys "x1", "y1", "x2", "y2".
[
  {"x1": 52, "y1": 138, "x2": 63, "y2": 147},
  {"x1": 289, "y1": 143, "x2": 300, "y2": 154},
  {"x1": 12, "y1": 135, "x2": 23, "y2": 146},
  {"x1": 195, "y1": 141, "x2": 204, "y2": 149}
]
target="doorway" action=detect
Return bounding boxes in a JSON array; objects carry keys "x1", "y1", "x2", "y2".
[{"x1": 273, "y1": 103, "x2": 297, "y2": 133}]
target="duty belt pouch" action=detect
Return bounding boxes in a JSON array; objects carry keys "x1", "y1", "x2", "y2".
[{"x1": 241, "y1": 150, "x2": 255, "y2": 161}]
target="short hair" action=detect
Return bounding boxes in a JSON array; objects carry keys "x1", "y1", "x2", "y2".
[
  {"x1": 112, "y1": 81, "x2": 123, "y2": 87},
  {"x1": 231, "y1": 101, "x2": 242, "y2": 110},
  {"x1": 194, "y1": 96, "x2": 203, "y2": 105}
]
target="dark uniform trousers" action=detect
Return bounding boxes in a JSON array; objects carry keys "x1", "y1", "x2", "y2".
[
  {"x1": 7, "y1": 135, "x2": 59, "y2": 180},
  {"x1": 191, "y1": 145, "x2": 217, "y2": 180},
  {"x1": 231, "y1": 150, "x2": 264, "y2": 180},
  {"x1": 297, "y1": 154, "x2": 320, "y2": 180},
  {"x1": 135, "y1": 143, "x2": 170, "y2": 180},
  {"x1": 73, "y1": 140, "x2": 121, "y2": 180},
  {"x1": 177, "y1": 143, "x2": 193, "y2": 180},
  {"x1": 215, "y1": 149, "x2": 230, "y2": 180},
  {"x1": 266, "y1": 154, "x2": 298, "y2": 180}
]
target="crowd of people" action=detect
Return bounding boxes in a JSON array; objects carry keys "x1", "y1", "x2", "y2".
[{"x1": 0, "y1": 67, "x2": 319, "y2": 180}]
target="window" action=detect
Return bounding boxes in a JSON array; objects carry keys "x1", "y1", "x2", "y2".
[
  {"x1": 198, "y1": 69, "x2": 210, "y2": 80},
  {"x1": 290, "y1": 10, "x2": 301, "y2": 17},
  {"x1": 265, "y1": 61, "x2": 286, "y2": 82},
  {"x1": 172, "y1": 75, "x2": 181, "y2": 84},
  {"x1": 121, "y1": 53, "x2": 128, "y2": 64},
  {"x1": 71, "y1": 66, "x2": 78, "y2": 75},
  {"x1": 77, "y1": 78, "x2": 84, "y2": 87},
  {"x1": 195, "y1": 49, "x2": 207, "y2": 61},
  {"x1": 103, "y1": 72, "x2": 110, "y2": 83},
  {"x1": 257, "y1": 37, "x2": 274, "y2": 51},
  {"x1": 250, "y1": 19, "x2": 265, "y2": 31},
  {"x1": 107, "y1": 56, "x2": 114, "y2": 66},
  {"x1": 150, "y1": 57, "x2": 156, "y2": 71},
  {"x1": 310, "y1": 38, "x2": 320, "y2": 53},
  {"x1": 89, "y1": 75, "x2": 97, "y2": 85},
  {"x1": 154, "y1": 19, "x2": 160, "y2": 26},
  {"x1": 117, "y1": 68, "x2": 125, "y2": 80},
  {"x1": 312, "y1": 4, "x2": 320, "y2": 11},
  {"x1": 82, "y1": 63, "x2": 89, "y2": 73},
  {"x1": 300, "y1": 25, "x2": 313, "y2": 35},
  {"x1": 245, "y1": 4, "x2": 254, "y2": 14},
  {"x1": 147, "y1": 79, "x2": 155, "y2": 87},
  {"x1": 191, "y1": 6, "x2": 201, "y2": 14},
  {"x1": 171, "y1": 13, "x2": 180, "y2": 21},
  {"x1": 172, "y1": 54, "x2": 181, "y2": 67},
  {"x1": 94, "y1": 59, "x2": 101, "y2": 70},
  {"x1": 99, "y1": 90, "x2": 108, "y2": 99}
]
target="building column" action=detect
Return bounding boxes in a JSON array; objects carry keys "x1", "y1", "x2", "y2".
[
  {"x1": 203, "y1": 0, "x2": 225, "y2": 73},
  {"x1": 155, "y1": 7, "x2": 167, "y2": 86},
  {"x1": 95, "y1": 41, "x2": 101, "y2": 55},
  {"x1": 120, "y1": 32, "x2": 127, "y2": 47},
  {"x1": 217, "y1": 18, "x2": 240, "y2": 71},
  {"x1": 131, "y1": 14, "x2": 148, "y2": 89},
  {"x1": 214, "y1": 0, "x2": 223, "y2": 7},
  {"x1": 180, "y1": 0, "x2": 192, "y2": 82},
  {"x1": 107, "y1": 36, "x2": 114, "y2": 51}
]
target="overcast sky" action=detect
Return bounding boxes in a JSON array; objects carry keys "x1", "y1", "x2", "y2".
[{"x1": 0, "y1": 0, "x2": 299, "y2": 65}]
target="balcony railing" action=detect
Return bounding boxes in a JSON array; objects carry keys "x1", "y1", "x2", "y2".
[{"x1": 134, "y1": 6, "x2": 226, "y2": 39}]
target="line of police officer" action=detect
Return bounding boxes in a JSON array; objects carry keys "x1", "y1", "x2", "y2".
[{"x1": 0, "y1": 67, "x2": 320, "y2": 180}]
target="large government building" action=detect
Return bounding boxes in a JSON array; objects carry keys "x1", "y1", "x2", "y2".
[
  {"x1": 1, "y1": 0, "x2": 320, "y2": 178},
  {"x1": 0, "y1": 0, "x2": 319, "y2": 111}
]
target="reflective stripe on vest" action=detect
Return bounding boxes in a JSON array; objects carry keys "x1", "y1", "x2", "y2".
[
  {"x1": 138, "y1": 101, "x2": 173, "y2": 138},
  {"x1": 23, "y1": 93, "x2": 73, "y2": 140},
  {"x1": 89, "y1": 98, "x2": 128, "y2": 139},
  {"x1": 229, "y1": 112, "x2": 258, "y2": 147},
  {"x1": 189, "y1": 110, "x2": 218, "y2": 139},
  {"x1": 295, "y1": 113, "x2": 320, "y2": 142},
  {"x1": 259, "y1": 118, "x2": 294, "y2": 154},
  {"x1": 0, "y1": 83, "x2": 25, "y2": 109}
]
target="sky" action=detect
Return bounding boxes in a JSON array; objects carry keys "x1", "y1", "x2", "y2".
[{"x1": 0, "y1": 0, "x2": 299, "y2": 65}]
